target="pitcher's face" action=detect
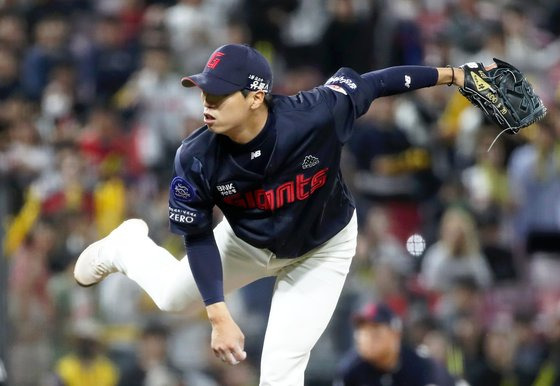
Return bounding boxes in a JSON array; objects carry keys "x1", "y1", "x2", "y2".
[{"x1": 201, "y1": 91, "x2": 253, "y2": 137}]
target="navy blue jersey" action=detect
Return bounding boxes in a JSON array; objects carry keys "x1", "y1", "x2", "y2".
[
  {"x1": 168, "y1": 67, "x2": 375, "y2": 258},
  {"x1": 335, "y1": 345, "x2": 458, "y2": 386}
]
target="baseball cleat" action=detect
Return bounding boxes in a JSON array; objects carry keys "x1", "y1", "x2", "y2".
[{"x1": 74, "y1": 219, "x2": 148, "y2": 286}]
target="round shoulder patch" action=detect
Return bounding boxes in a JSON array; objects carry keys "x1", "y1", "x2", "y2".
[{"x1": 171, "y1": 177, "x2": 196, "y2": 202}]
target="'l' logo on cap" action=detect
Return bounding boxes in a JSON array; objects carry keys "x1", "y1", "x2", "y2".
[{"x1": 207, "y1": 52, "x2": 225, "y2": 69}]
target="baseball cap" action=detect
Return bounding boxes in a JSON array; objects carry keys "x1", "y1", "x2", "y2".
[
  {"x1": 181, "y1": 44, "x2": 272, "y2": 95},
  {"x1": 353, "y1": 303, "x2": 402, "y2": 330}
]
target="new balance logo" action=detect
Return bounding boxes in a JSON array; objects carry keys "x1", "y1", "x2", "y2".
[
  {"x1": 251, "y1": 150, "x2": 261, "y2": 160},
  {"x1": 302, "y1": 155, "x2": 319, "y2": 169},
  {"x1": 404, "y1": 75, "x2": 411, "y2": 88}
]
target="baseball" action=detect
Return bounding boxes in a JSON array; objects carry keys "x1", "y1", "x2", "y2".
[{"x1": 406, "y1": 233, "x2": 426, "y2": 256}]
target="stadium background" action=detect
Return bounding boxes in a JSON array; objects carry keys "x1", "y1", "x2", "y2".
[{"x1": 1, "y1": 0, "x2": 560, "y2": 385}]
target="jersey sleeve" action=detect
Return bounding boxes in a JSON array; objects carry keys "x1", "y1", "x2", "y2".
[
  {"x1": 184, "y1": 233, "x2": 224, "y2": 306},
  {"x1": 361, "y1": 66, "x2": 438, "y2": 97},
  {"x1": 168, "y1": 144, "x2": 214, "y2": 236},
  {"x1": 321, "y1": 67, "x2": 376, "y2": 143},
  {"x1": 324, "y1": 67, "x2": 376, "y2": 118}
]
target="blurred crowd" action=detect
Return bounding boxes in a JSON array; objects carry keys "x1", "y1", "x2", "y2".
[{"x1": 1, "y1": 0, "x2": 560, "y2": 385}]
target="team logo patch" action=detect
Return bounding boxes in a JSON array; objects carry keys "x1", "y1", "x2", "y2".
[
  {"x1": 207, "y1": 51, "x2": 224, "y2": 69},
  {"x1": 302, "y1": 155, "x2": 319, "y2": 169},
  {"x1": 171, "y1": 177, "x2": 196, "y2": 202}
]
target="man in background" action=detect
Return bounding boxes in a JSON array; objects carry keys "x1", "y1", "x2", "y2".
[{"x1": 335, "y1": 302, "x2": 462, "y2": 386}]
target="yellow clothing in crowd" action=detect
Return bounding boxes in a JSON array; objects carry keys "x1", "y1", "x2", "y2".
[{"x1": 55, "y1": 354, "x2": 119, "y2": 386}]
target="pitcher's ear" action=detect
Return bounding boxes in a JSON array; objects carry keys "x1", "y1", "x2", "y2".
[{"x1": 250, "y1": 90, "x2": 266, "y2": 109}]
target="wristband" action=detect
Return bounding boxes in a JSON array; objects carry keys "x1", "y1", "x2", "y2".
[{"x1": 446, "y1": 65, "x2": 455, "y2": 86}]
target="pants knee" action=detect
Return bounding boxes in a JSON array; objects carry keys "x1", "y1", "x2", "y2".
[
  {"x1": 259, "y1": 352, "x2": 308, "y2": 386},
  {"x1": 155, "y1": 293, "x2": 188, "y2": 312},
  {"x1": 154, "y1": 282, "x2": 201, "y2": 313}
]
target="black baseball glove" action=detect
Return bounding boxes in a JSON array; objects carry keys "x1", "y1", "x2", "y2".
[{"x1": 459, "y1": 58, "x2": 547, "y2": 134}]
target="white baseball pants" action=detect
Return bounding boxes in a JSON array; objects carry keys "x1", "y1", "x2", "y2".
[{"x1": 113, "y1": 211, "x2": 357, "y2": 386}]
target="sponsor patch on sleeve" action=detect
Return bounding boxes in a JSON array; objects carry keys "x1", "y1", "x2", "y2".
[
  {"x1": 169, "y1": 207, "x2": 197, "y2": 224},
  {"x1": 325, "y1": 75, "x2": 357, "y2": 90},
  {"x1": 171, "y1": 176, "x2": 196, "y2": 202},
  {"x1": 325, "y1": 84, "x2": 348, "y2": 95}
]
